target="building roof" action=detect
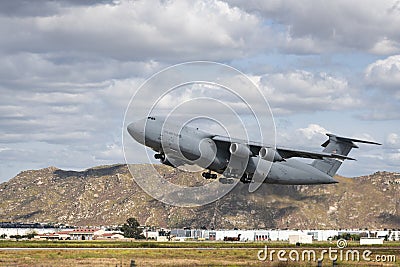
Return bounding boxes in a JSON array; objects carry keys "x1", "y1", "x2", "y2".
[{"x1": 69, "y1": 229, "x2": 99, "y2": 234}]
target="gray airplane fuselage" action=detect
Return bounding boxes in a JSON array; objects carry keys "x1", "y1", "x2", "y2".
[{"x1": 127, "y1": 116, "x2": 342, "y2": 185}]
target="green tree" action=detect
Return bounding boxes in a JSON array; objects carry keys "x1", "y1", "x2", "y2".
[
  {"x1": 26, "y1": 230, "x2": 38, "y2": 239},
  {"x1": 121, "y1": 217, "x2": 144, "y2": 239}
]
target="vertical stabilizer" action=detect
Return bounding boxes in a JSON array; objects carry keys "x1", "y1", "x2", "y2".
[{"x1": 311, "y1": 134, "x2": 381, "y2": 176}]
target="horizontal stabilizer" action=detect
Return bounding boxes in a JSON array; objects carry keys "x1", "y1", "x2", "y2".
[{"x1": 322, "y1": 134, "x2": 382, "y2": 148}]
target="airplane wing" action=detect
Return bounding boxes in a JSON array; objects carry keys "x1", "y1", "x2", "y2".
[{"x1": 212, "y1": 135, "x2": 355, "y2": 161}]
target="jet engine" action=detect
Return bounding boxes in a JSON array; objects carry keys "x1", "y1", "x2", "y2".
[
  {"x1": 229, "y1": 143, "x2": 252, "y2": 158},
  {"x1": 259, "y1": 147, "x2": 283, "y2": 162}
]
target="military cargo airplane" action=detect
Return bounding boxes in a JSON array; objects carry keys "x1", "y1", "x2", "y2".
[{"x1": 127, "y1": 116, "x2": 380, "y2": 185}]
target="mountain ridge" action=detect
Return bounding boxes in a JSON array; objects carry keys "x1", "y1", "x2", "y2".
[{"x1": 0, "y1": 164, "x2": 399, "y2": 229}]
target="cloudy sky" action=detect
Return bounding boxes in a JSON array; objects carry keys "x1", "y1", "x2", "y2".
[{"x1": 1, "y1": 0, "x2": 399, "y2": 182}]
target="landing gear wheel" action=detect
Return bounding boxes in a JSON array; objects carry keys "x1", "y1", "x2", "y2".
[
  {"x1": 202, "y1": 171, "x2": 217, "y2": 179},
  {"x1": 240, "y1": 174, "x2": 252, "y2": 184}
]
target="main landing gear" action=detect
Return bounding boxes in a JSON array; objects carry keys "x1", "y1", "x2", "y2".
[
  {"x1": 154, "y1": 153, "x2": 163, "y2": 160},
  {"x1": 240, "y1": 173, "x2": 252, "y2": 184},
  {"x1": 202, "y1": 171, "x2": 217, "y2": 179}
]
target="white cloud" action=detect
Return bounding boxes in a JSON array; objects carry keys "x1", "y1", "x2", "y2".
[
  {"x1": 0, "y1": 52, "x2": 163, "y2": 92},
  {"x1": 258, "y1": 70, "x2": 360, "y2": 115},
  {"x1": 282, "y1": 34, "x2": 323, "y2": 55},
  {"x1": 0, "y1": 0, "x2": 269, "y2": 62},
  {"x1": 365, "y1": 55, "x2": 400, "y2": 91},
  {"x1": 296, "y1": 124, "x2": 327, "y2": 140},
  {"x1": 361, "y1": 55, "x2": 400, "y2": 120},
  {"x1": 277, "y1": 124, "x2": 328, "y2": 150},
  {"x1": 225, "y1": 0, "x2": 400, "y2": 54},
  {"x1": 386, "y1": 133, "x2": 400, "y2": 148},
  {"x1": 369, "y1": 38, "x2": 400, "y2": 55}
]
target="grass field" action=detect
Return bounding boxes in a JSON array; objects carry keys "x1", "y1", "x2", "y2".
[{"x1": 0, "y1": 240, "x2": 399, "y2": 266}]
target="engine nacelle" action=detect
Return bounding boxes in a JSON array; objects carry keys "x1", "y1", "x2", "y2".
[
  {"x1": 229, "y1": 143, "x2": 251, "y2": 158},
  {"x1": 259, "y1": 147, "x2": 283, "y2": 162}
]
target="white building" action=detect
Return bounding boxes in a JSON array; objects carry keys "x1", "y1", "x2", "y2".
[
  {"x1": 288, "y1": 234, "x2": 313, "y2": 244},
  {"x1": 68, "y1": 229, "x2": 103, "y2": 240},
  {"x1": 170, "y1": 229, "x2": 400, "y2": 242},
  {"x1": 0, "y1": 227, "x2": 59, "y2": 238}
]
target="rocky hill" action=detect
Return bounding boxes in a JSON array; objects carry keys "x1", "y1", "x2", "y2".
[{"x1": 0, "y1": 164, "x2": 399, "y2": 229}]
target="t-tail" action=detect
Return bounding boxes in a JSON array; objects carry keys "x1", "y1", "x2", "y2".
[{"x1": 311, "y1": 134, "x2": 381, "y2": 177}]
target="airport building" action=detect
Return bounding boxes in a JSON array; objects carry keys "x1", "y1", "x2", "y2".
[
  {"x1": 0, "y1": 222, "x2": 60, "y2": 237},
  {"x1": 34, "y1": 229, "x2": 124, "y2": 240},
  {"x1": 1, "y1": 222, "x2": 399, "y2": 242},
  {"x1": 166, "y1": 229, "x2": 400, "y2": 242},
  {"x1": 0, "y1": 223, "x2": 123, "y2": 240}
]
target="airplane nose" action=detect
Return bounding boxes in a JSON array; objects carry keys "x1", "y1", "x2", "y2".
[{"x1": 127, "y1": 119, "x2": 146, "y2": 144}]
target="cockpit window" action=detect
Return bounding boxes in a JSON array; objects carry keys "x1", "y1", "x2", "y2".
[{"x1": 147, "y1": 116, "x2": 156, "y2": 120}]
